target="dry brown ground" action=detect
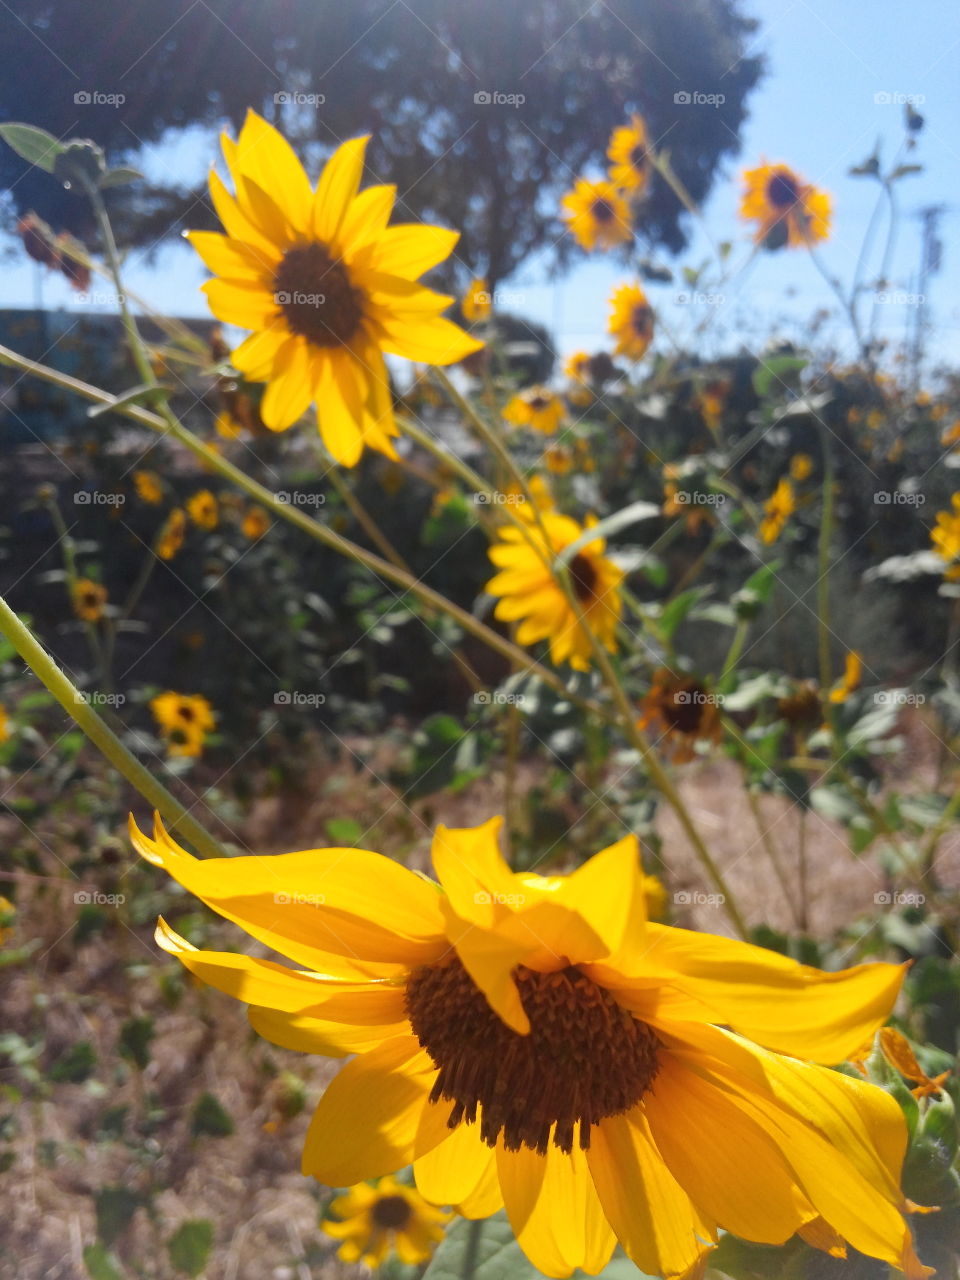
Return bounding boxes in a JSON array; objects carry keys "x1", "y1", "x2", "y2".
[{"x1": 2, "y1": 709, "x2": 959, "y2": 1280}]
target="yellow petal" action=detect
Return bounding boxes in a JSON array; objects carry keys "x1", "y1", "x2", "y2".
[
  {"x1": 587, "y1": 1109, "x2": 714, "y2": 1278},
  {"x1": 314, "y1": 135, "x2": 370, "y2": 247},
  {"x1": 261, "y1": 337, "x2": 314, "y2": 430},
  {"x1": 202, "y1": 277, "x2": 279, "y2": 330},
  {"x1": 235, "y1": 109, "x2": 313, "y2": 234},
  {"x1": 230, "y1": 319, "x2": 289, "y2": 379},
  {"x1": 365, "y1": 224, "x2": 461, "y2": 279},
  {"x1": 301, "y1": 1035, "x2": 443, "y2": 1184},
  {"x1": 207, "y1": 167, "x2": 277, "y2": 255},
  {"x1": 234, "y1": 171, "x2": 297, "y2": 248},
  {"x1": 339, "y1": 183, "x2": 397, "y2": 251},
  {"x1": 247, "y1": 1004, "x2": 406, "y2": 1058},
  {"x1": 316, "y1": 351, "x2": 365, "y2": 466},
  {"x1": 376, "y1": 312, "x2": 484, "y2": 365},
  {"x1": 414, "y1": 1119, "x2": 501, "y2": 1215},
  {"x1": 186, "y1": 230, "x2": 278, "y2": 281},
  {"x1": 130, "y1": 814, "x2": 446, "y2": 972}
]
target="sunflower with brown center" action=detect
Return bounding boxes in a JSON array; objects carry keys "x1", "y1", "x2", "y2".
[
  {"x1": 561, "y1": 179, "x2": 632, "y2": 251},
  {"x1": 150, "y1": 692, "x2": 215, "y2": 758},
  {"x1": 321, "y1": 1175, "x2": 451, "y2": 1266},
  {"x1": 638, "y1": 668, "x2": 724, "y2": 763},
  {"x1": 156, "y1": 508, "x2": 187, "y2": 561},
  {"x1": 72, "y1": 579, "x2": 108, "y2": 623},
  {"x1": 608, "y1": 283, "x2": 655, "y2": 361},
  {"x1": 503, "y1": 386, "x2": 566, "y2": 435},
  {"x1": 486, "y1": 511, "x2": 623, "y2": 671},
  {"x1": 740, "y1": 162, "x2": 832, "y2": 250},
  {"x1": 188, "y1": 111, "x2": 482, "y2": 467},
  {"x1": 186, "y1": 489, "x2": 219, "y2": 531},
  {"x1": 131, "y1": 814, "x2": 929, "y2": 1280},
  {"x1": 607, "y1": 114, "x2": 652, "y2": 196}
]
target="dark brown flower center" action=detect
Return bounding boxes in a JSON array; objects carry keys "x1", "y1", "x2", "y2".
[
  {"x1": 632, "y1": 304, "x2": 652, "y2": 337},
  {"x1": 591, "y1": 199, "x2": 616, "y2": 224},
  {"x1": 568, "y1": 552, "x2": 599, "y2": 603},
  {"x1": 178, "y1": 704, "x2": 196, "y2": 724},
  {"x1": 405, "y1": 957, "x2": 660, "y2": 1154},
  {"x1": 666, "y1": 682, "x2": 709, "y2": 734},
  {"x1": 767, "y1": 172, "x2": 800, "y2": 209},
  {"x1": 371, "y1": 1195, "x2": 413, "y2": 1230},
  {"x1": 529, "y1": 394, "x2": 551, "y2": 411},
  {"x1": 630, "y1": 144, "x2": 649, "y2": 173},
  {"x1": 273, "y1": 243, "x2": 365, "y2": 347}
]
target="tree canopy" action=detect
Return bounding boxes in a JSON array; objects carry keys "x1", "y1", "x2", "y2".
[{"x1": 1, "y1": 0, "x2": 764, "y2": 287}]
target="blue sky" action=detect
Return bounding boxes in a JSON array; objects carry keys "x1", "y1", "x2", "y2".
[{"x1": 2, "y1": 0, "x2": 958, "y2": 380}]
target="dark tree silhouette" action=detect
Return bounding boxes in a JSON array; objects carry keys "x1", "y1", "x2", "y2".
[{"x1": 1, "y1": 0, "x2": 763, "y2": 287}]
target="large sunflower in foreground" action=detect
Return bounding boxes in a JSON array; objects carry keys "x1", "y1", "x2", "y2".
[
  {"x1": 740, "y1": 162, "x2": 832, "y2": 250},
  {"x1": 189, "y1": 111, "x2": 482, "y2": 466},
  {"x1": 486, "y1": 512, "x2": 623, "y2": 671},
  {"x1": 130, "y1": 815, "x2": 929, "y2": 1280}
]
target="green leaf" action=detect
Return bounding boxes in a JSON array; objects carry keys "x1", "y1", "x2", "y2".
[
  {"x1": 191, "y1": 1091, "x2": 234, "y2": 1138},
  {"x1": 554, "y1": 501, "x2": 660, "y2": 569},
  {"x1": 95, "y1": 1186, "x2": 141, "y2": 1245},
  {"x1": 422, "y1": 1214, "x2": 656, "y2": 1280},
  {"x1": 0, "y1": 123, "x2": 64, "y2": 172},
  {"x1": 324, "y1": 817, "x2": 363, "y2": 845},
  {"x1": 83, "y1": 1244, "x2": 124, "y2": 1280},
  {"x1": 657, "y1": 588, "x2": 703, "y2": 642},
  {"x1": 98, "y1": 166, "x2": 144, "y2": 189},
  {"x1": 118, "y1": 1016, "x2": 154, "y2": 1071},
  {"x1": 167, "y1": 1220, "x2": 214, "y2": 1278},
  {"x1": 88, "y1": 384, "x2": 164, "y2": 418},
  {"x1": 751, "y1": 355, "x2": 808, "y2": 398}
]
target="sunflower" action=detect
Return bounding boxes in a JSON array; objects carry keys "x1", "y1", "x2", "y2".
[
  {"x1": 133, "y1": 470, "x2": 163, "y2": 505},
  {"x1": 241, "y1": 505, "x2": 271, "y2": 541},
  {"x1": 608, "y1": 284, "x2": 654, "y2": 361},
  {"x1": 564, "y1": 351, "x2": 592, "y2": 383},
  {"x1": 187, "y1": 490, "x2": 219, "y2": 531},
  {"x1": 157, "y1": 508, "x2": 187, "y2": 561},
  {"x1": 829, "y1": 651, "x2": 864, "y2": 704},
  {"x1": 940, "y1": 420, "x2": 960, "y2": 450},
  {"x1": 777, "y1": 679, "x2": 822, "y2": 730},
  {"x1": 638, "y1": 668, "x2": 723, "y2": 763},
  {"x1": 740, "y1": 162, "x2": 832, "y2": 250},
  {"x1": 931, "y1": 493, "x2": 960, "y2": 579},
  {"x1": 607, "y1": 114, "x2": 652, "y2": 195},
  {"x1": 189, "y1": 111, "x2": 481, "y2": 467},
  {"x1": 462, "y1": 277, "x2": 491, "y2": 324},
  {"x1": 487, "y1": 512, "x2": 623, "y2": 671},
  {"x1": 322, "y1": 1175, "x2": 452, "y2": 1266},
  {"x1": 561, "y1": 179, "x2": 632, "y2": 252},
  {"x1": 503, "y1": 387, "x2": 565, "y2": 435},
  {"x1": 0, "y1": 706, "x2": 9, "y2": 744},
  {"x1": 789, "y1": 452, "x2": 814, "y2": 482},
  {"x1": 544, "y1": 444, "x2": 574, "y2": 475},
  {"x1": 72, "y1": 578, "x2": 107, "y2": 623},
  {"x1": 150, "y1": 692, "x2": 215, "y2": 758},
  {"x1": 130, "y1": 814, "x2": 928, "y2": 1280},
  {"x1": 759, "y1": 477, "x2": 795, "y2": 544}
]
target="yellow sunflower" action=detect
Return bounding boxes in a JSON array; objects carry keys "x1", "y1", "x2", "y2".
[
  {"x1": 565, "y1": 351, "x2": 592, "y2": 383},
  {"x1": 607, "y1": 114, "x2": 652, "y2": 195},
  {"x1": 133, "y1": 469, "x2": 163, "y2": 505},
  {"x1": 829, "y1": 651, "x2": 864, "y2": 704},
  {"x1": 544, "y1": 444, "x2": 574, "y2": 475},
  {"x1": 130, "y1": 814, "x2": 928, "y2": 1280},
  {"x1": 561, "y1": 179, "x2": 632, "y2": 251},
  {"x1": 150, "y1": 692, "x2": 215, "y2": 758},
  {"x1": 189, "y1": 111, "x2": 482, "y2": 467},
  {"x1": 940, "y1": 420, "x2": 960, "y2": 450},
  {"x1": 0, "y1": 706, "x2": 9, "y2": 744},
  {"x1": 740, "y1": 162, "x2": 832, "y2": 250},
  {"x1": 931, "y1": 493, "x2": 960, "y2": 579},
  {"x1": 503, "y1": 387, "x2": 566, "y2": 435},
  {"x1": 322, "y1": 1175, "x2": 451, "y2": 1266},
  {"x1": 487, "y1": 512, "x2": 623, "y2": 671},
  {"x1": 187, "y1": 489, "x2": 219, "y2": 531},
  {"x1": 608, "y1": 283, "x2": 655, "y2": 361},
  {"x1": 241, "y1": 505, "x2": 271, "y2": 541},
  {"x1": 759, "y1": 477, "x2": 795, "y2": 544},
  {"x1": 72, "y1": 578, "x2": 107, "y2": 622},
  {"x1": 462, "y1": 277, "x2": 491, "y2": 324},
  {"x1": 0, "y1": 894, "x2": 15, "y2": 945},
  {"x1": 789, "y1": 452, "x2": 814, "y2": 482},
  {"x1": 157, "y1": 508, "x2": 187, "y2": 561}
]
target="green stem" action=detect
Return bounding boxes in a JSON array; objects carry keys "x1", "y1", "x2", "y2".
[
  {"x1": 0, "y1": 594, "x2": 227, "y2": 859},
  {"x1": 816, "y1": 422, "x2": 835, "y2": 693}
]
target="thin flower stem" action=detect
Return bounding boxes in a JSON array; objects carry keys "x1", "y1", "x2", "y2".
[
  {"x1": 745, "y1": 784, "x2": 802, "y2": 930},
  {"x1": 0, "y1": 593, "x2": 228, "y2": 860},
  {"x1": 41, "y1": 492, "x2": 107, "y2": 684},
  {"x1": 816, "y1": 422, "x2": 835, "y2": 693}
]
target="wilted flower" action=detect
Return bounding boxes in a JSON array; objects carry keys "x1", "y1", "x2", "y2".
[{"x1": 638, "y1": 668, "x2": 723, "y2": 762}]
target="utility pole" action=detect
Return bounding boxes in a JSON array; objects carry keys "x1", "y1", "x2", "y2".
[{"x1": 908, "y1": 204, "x2": 946, "y2": 390}]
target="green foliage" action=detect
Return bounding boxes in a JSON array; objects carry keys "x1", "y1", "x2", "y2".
[
  {"x1": 167, "y1": 1220, "x2": 215, "y2": 1277},
  {"x1": 117, "y1": 1016, "x2": 154, "y2": 1071},
  {"x1": 49, "y1": 1039, "x2": 96, "y2": 1083},
  {"x1": 190, "y1": 1092, "x2": 234, "y2": 1138},
  {"x1": 95, "y1": 1186, "x2": 142, "y2": 1246}
]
